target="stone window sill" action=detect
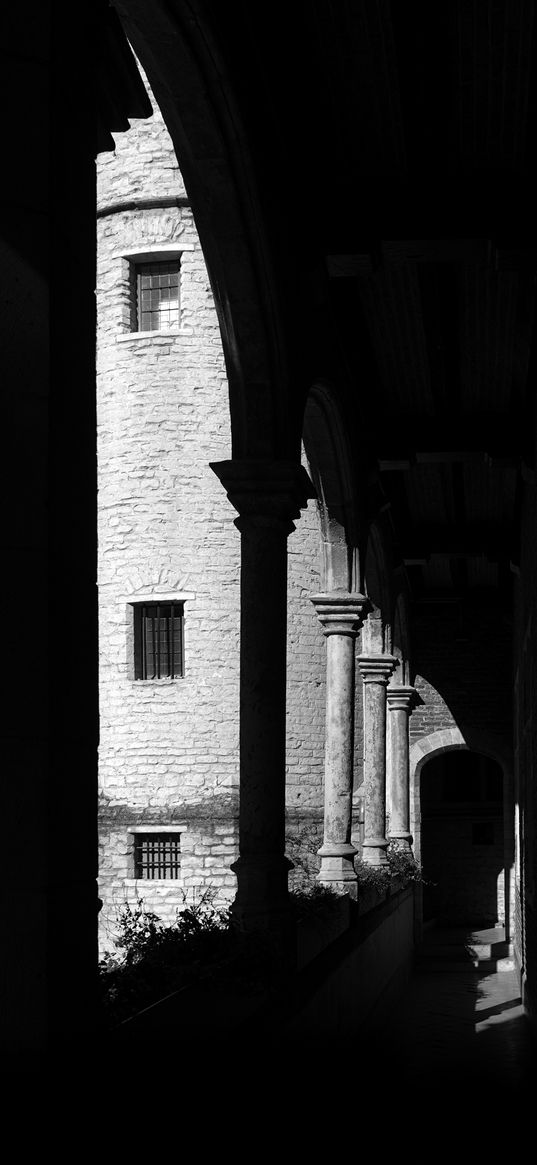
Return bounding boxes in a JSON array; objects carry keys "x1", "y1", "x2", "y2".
[
  {"x1": 124, "y1": 878, "x2": 185, "y2": 888},
  {"x1": 117, "y1": 328, "x2": 193, "y2": 342}
]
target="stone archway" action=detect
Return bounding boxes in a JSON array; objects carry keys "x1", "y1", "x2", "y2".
[{"x1": 410, "y1": 729, "x2": 515, "y2": 938}]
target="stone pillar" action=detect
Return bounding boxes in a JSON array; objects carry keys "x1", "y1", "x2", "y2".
[
  {"x1": 210, "y1": 459, "x2": 315, "y2": 946},
  {"x1": 358, "y1": 655, "x2": 396, "y2": 865},
  {"x1": 311, "y1": 594, "x2": 370, "y2": 890},
  {"x1": 386, "y1": 686, "x2": 416, "y2": 851}
]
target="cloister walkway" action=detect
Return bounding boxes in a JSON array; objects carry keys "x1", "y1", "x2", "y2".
[{"x1": 378, "y1": 923, "x2": 537, "y2": 1121}]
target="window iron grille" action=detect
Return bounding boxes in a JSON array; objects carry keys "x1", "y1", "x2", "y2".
[
  {"x1": 134, "y1": 833, "x2": 182, "y2": 880},
  {"x1": 134, "y1": 602, "x2": 184, "y2": 680},
  {"x1": 135, "y1": 259, "x2": 180, "y2": 332}
]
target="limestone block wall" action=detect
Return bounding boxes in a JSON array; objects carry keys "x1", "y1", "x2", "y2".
[
  {"x1": 96, "y1": 66, "x2": 185, "y2": 207},
  {"x1": 96, "y1": 68, "x2": 328, "y2": 950},
  {"x1": 286, "y1": 484, "x2": 325, "y2": 815},
  {"x1": 96, "y1": 69, "x2": 242, "y2": 952},
  {"x1": 286, "y1": 486, "x2": 325, "y2": 888}
]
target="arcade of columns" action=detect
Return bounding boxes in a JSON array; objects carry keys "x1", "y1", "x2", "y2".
[{"x1": 212, "y1": 458, "x2": 416, "y2": 936}]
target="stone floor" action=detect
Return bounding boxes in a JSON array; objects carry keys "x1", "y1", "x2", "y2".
[{"x1": 377, "y1": 923, "x2": 537, "y2": 1126}]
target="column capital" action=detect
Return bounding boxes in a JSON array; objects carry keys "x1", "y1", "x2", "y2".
[
  {"x1": 310, "y1": 593, "x2": 371, "y2": 636},
  {"x1": 386, "y1": 685, "x2": 418, "y2": 712},
  {"x1": 210, "y1": 458, "x2": 316, "y2": 533},
  {"x1": 358, "y1": 654, "x2": 397, "y2": 683}
]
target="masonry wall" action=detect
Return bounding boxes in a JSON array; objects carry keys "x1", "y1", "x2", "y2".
[
  {"x1": 96, "y1": 70, "x2": 328, "y2": 951},
  {"x1": 514, "y1": 454, "x2": 537, "y2": 1024}
]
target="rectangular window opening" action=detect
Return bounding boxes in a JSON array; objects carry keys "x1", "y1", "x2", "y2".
[
  {"x1": 134, "y1": 833, "x2": 182, "y2": 880},
  {"x1": 134, "y1": 601, "x2": 184, "y2": 679},
  {"x1": 134, "y1": 259, "x2": 180, "y2": 332}
]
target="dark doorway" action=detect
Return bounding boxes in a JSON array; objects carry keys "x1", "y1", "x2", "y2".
[{"x1": 421, "y1": 751, "x2": 504, "y2": 926}]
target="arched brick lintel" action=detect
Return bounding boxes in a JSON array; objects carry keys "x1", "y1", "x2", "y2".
[{"x1": 409, "y1": 728, "x2": 513, "y2": 865}]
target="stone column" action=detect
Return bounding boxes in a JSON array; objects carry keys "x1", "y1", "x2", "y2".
[
  {"x1": 210, "y1": 459, "x2": 315, "y2": 946},
  {"x1": 386, "y1": 686, "x2": 416, "y2": 851},
  {"x1": 311, "y1": 594, "x2": 370, "y2": 890},
  {"x1": 358, "y1": 655, "x2": 396, "y2": 865}
]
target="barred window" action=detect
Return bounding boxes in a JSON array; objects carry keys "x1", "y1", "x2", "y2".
[
  {"x1": 134, "y1": 259, "x2": 180, "y2": 331},
  {"x1": 134, "y1": 602, "x2": 184, "y2": 680},
  {"x1": 134, "y1": 833, "x2": 181, "y2": 879}
]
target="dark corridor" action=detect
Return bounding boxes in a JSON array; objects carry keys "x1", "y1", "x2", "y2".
[{"x1": 421, "y1": 751, "x2": 505, "y2": 926}]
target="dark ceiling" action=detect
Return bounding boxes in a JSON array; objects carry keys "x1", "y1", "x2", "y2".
[
  {"x1": 111, "y1": 0, "x2": 537, "y2": 608},
  {"x1": 207, "y1": 0, "x2": 537, "y2": 605}
]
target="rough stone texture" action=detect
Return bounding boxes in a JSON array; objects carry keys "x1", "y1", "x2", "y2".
[
  {"x1": 96, "y1": 69, "x2": 328, "y2": 952},
  {"x1": 359, "y1": 657, "x2": 395, "y2": 864},
  {"x1": 96, "y1": 67, "x2": 186, "y2": 208},
  {"x1": 386, "y1": 687, "x2": 414, "y2": 845},
  {"x1": 286, "y1": 484, "x2": 326, "y2": 814}
]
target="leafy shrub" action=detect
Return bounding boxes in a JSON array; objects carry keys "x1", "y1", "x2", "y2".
[
  {"x1": 286, "y1": 821, "x2": 323, "y2": 890},
  {"x1": 354, "y1": 845, "x2": 426, "y2": 895},
  {"x1": 98, "y1": 889, "x2": 302, "y2": 1027},
  {"x1": 98, "y1": 851, "x2": 427, "y2": 1027}
]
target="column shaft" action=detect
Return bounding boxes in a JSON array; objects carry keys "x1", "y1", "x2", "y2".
[
  {"x1": 387, "y1": 687, "x2": 416, "y2": 849},
  {"x1": 211, "y1": 459, "x2": 315, "y2": 945},
  {"x1": 324, "y1": 633, "x2": 355, "y2": 848},
  {"x1": 359, "y1": 655, "x2": 395, "y2": 865},
  {"x1": 237, "y1": 520, "x2": 289, "y2": 878},
  {"x1": 312, "y1": 595, "x2": 369, "y2": 889}
]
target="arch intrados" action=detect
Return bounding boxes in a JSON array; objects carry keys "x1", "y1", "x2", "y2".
[
  {"x1": 410, "y1": 729, "x2": 511, "y2": 782},
  {"x1": 362, "y1": 522, "x2": 393, "y2": 651},
  {"x1": 113, "y1": 0, "x2": 290, "y2": 460},
  {"x1": 410, "y1": 728, "x2": 512, "y2": 862},
  {"x1": 302, "y1": 383, "x2": 361, "y2": 591},
  {"x1": 392, "y1": 592, "x2": 411, "y2": 684}
]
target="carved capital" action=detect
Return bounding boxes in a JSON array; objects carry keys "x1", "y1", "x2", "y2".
[
  {"x1": 386, "y1": 685, "x2": 417, "y2": 713},
  {"x1": 210, "y1": 459, "x2": 316, "y2": 533},
  {"x1": 358, "y1": 654, "x2": 397, "y2": 684},
  {"x1": 310, "y1": 592, "x2": 371, "y2": 636}
]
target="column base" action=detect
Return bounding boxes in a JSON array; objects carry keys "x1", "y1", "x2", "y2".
[
  {"x1": 225, "y1": 857, "x2": 293, "y2": 955},
  {"x1": 316, "y1": 842, "x2": 358, "y2": 890},
  {"x1": 388, "y1": 833, "x2": 413, "y2": 852},
  {"x1": 362, "y1": 838, "x2": 389, "y2": 866}
]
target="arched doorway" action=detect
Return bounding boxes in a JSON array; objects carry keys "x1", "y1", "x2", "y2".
[{"x1": 420, "y1": 750, "x2": 505, "y2": 927}]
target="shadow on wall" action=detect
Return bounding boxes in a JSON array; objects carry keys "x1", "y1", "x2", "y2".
[
  {"x1": 421, "y1": 751, "x2": 504, "y2": 925},
  {"x1": 409, "y1": 601, "x2": 512, "y2": 752}
]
